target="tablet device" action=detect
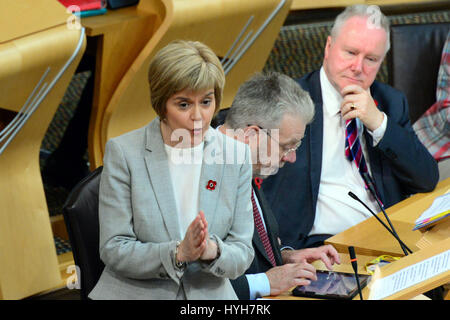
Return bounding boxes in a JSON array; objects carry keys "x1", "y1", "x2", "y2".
[{"x1": 292, "y1": 270, "x2": 371, "y2": 300}]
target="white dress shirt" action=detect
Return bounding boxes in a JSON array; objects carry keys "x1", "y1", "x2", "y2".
[
  {"x1": 165, "y1": 142, "x2": 204, "y2": 236},
  {"x1": 309, "y1": 68, "x2": 388, "y2": 236}
]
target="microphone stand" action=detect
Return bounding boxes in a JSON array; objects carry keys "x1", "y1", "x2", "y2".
[
  {"x1": 348, "y1": 191, "x2": 413, "y2": 255},
  {"x1": 360, "y1": 173, "x2": 412, "y2": 256}
]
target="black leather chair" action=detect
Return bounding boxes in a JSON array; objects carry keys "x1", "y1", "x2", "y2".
[
  {"x1": 387, "y1": 23, "x2": 449, "y2": 124},
  {"x1": 63, "y1": 166, "x2": 104, "y2": 300}
]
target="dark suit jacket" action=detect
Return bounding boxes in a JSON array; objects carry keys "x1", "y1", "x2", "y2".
[
  {"x1": 231, "y1": 182, "x2": 283, "y2": 300},
  {"x1": 262, "y1": 70, "x2": 439, "y2": 249}
]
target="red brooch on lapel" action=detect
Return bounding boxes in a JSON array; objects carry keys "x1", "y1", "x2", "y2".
[
  {"x1": 254, "y1": 177, "x2": 263, "y2": 190},
  {"x1": 374, "y1": 99, "x2": 379, "y2": 107},
  {"x1": 206, "y1": 180, "x2": 217, "y2": 191}
]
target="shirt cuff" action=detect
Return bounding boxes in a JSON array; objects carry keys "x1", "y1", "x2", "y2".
[
  {"x1": 368, "y1": 112, "x2": 387, "y2": 146},
  {"x1": 246, "y1": 273, "x2": 271, "y2": 300}
]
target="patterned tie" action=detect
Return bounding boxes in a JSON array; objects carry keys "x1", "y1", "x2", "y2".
[
  {"x1": 251, "y1": 190, "x2": 276, "y2": 267},
  {"x1": 345, "y1": 118, "x2": 368, "y2": 181}
]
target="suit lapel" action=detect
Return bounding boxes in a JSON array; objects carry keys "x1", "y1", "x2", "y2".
[
  {"x1": 364, "y1": 91, "x2": 386, "y2": 203},
  {"x1": 197, "y1": 128, "x2": 224, "y2": 231},
  {"x1": 144, "y1": 119, "x2": 182, "y2": 240},
  {"x1": 308, "y1": 71, "x2": 324, "y2": 208}
]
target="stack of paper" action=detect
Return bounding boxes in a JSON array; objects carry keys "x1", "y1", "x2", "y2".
[{"x1": 413, "y1": 192, "x2": 450, "y2": 231}]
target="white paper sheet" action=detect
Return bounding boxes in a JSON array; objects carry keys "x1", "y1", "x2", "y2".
[
  {"x1": 415, "y1": 193, "x2": 450, "y2": 224},
  {"x1": 369, "y1": 250, "x2": 450, "y2": 300}
]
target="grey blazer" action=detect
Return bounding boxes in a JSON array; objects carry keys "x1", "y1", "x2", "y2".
[{"x1": 89, "y1": 118, "x2": 254, "y2": 300}]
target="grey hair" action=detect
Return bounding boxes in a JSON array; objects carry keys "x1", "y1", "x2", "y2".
[
  {"x1": 225, "y1": 72, "x2": 315, "y2": 130},
  {"x1": 331, "y1": 4, "x2": 390, "y2": 54}
]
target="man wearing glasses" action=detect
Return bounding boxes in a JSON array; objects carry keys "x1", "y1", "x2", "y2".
[{"x1": 217, "y1": 72, "x2": 341, "y2": 299}]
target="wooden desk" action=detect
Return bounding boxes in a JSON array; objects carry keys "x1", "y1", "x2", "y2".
[
  {"x1": 269, "y1": 178, "x2": 449, "y2": 300},
  {"x1": 364, "y1": 237, "x2": 449, "y2": 300},
  {"x1": 326, "y1": 177, "x2": 450, "y2": 257},
  {"x1": 81, "y1": 6, "x2": 156, "y2": 169}
]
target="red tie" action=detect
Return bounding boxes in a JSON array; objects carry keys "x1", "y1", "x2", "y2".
[
  {"x1": 251, "y1": 190, "x2": 276, "y2": 267},
  {"x1": 345, "y1": 118, "x2": 384, "y2": 205},
  {"x1": 345, "y1": 118, "x2": 368, "y2": 179},
  {"x1": 345, "y1": 99, "x2": 381, "y2": 186}
]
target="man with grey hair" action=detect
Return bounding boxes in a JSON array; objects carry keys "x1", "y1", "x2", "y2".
[
  {"x1": 217, "y1": 72, "x2": 341, "y2": 299},
  {"x1": 263, "y1": 4, "x2": 439, "y2": 250},
  {"x1": 223, "y1": 71, "x2": 315, "y2": 177}
]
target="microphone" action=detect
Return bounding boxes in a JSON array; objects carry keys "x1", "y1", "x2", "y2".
[
  {"x1": 348, "y1": 246, "x2": 363, "y2": 300},
  {"x1": 360, "y1": 172, "x2": 412, "y2": 256},
  {"x1": 361, "y1": 172, "x2": 381, "y2": 207},
  {"x1": 348, "y1": 191, "x2": 413, "y2": 255}
]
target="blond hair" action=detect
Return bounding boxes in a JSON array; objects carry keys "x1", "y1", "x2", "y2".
[{"x1": 148, "y1": 40, "x2": 225, "y2": 118}]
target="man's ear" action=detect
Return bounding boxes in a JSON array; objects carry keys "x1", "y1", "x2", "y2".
[
  {"x1": 243, "y1": 125, "x2": 260, "y2": 145},
  {"x1": 324, "y1": 35, "x2": 332, "y2": 60}
]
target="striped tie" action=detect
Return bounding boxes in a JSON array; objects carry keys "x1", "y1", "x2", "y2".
[
  {"x1": 251, "y1": 190, "x2": 276, "y2": 267},
  {"x1": 345, "y1": 118, "x2": 368, "y2": 180}
]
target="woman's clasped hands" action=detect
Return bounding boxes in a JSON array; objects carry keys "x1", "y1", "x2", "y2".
[{"x1": 176, "y1": 210, "x2": 218, "y2": 264}]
